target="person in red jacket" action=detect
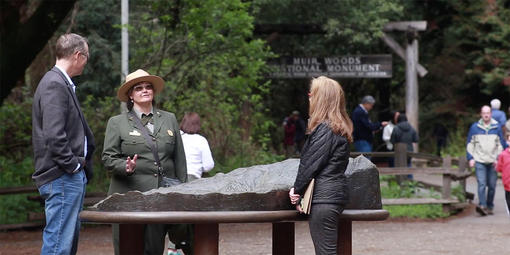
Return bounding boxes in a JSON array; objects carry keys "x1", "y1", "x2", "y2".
[{"x1": 496, "y1": 135, "x2": 510, "y2": 216}]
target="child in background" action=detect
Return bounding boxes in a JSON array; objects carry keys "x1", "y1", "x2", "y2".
[{"x1": 496, "y1": 135, "x2": 510, "y2": 216}]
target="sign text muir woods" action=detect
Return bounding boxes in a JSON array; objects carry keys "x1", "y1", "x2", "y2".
[{"x1": 268, "y1": 55, "x2": 392, "y2": 79}]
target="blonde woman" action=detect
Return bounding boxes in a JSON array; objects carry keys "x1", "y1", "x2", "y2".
[{"x1": 289, "y1": 76, "x2": 353, "y2": 254}]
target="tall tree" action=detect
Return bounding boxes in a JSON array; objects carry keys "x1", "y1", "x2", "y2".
[
  {"x1": 0, "y1": 0, "x2": 76, "y2": 105},
  {"x1": 127, "y1": 0, "x2": 274, "y2": 159}
]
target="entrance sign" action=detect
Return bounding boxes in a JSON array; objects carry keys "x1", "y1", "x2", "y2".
[{"x1": 268, "y1": 55, "x2": 392, "y2": 78}]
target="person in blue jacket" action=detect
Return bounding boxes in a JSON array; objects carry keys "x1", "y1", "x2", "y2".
[
  {"x1": 490, "y1": 98, "x2": 506, "y2": 129},
  {"x1": 467, "y1": 105, "x2": 507, "y2": 216},
  {"x1": 351, "y1": 95, "x2": 387, "y2": 153}
]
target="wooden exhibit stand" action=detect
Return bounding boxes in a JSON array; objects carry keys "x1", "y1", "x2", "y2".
[{"x1": 80, "y1": 209, "x2": 388, "y2": 255}]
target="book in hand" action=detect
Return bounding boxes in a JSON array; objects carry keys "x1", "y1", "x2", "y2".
[{"x1": 299, "y1": 178, "x2": 315, "y2": 214}]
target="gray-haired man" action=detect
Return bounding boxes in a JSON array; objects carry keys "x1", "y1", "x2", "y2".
[
  {"x1": 351, "y1": 95, "x2": 387, "y2": 153},
  {"x1": 32, "y1": 33, "x2": 95, "y2": 254}
]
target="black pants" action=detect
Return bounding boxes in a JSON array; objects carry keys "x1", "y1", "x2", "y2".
[
  {"x1": 506, "y1": 190, "x2": 510, "y2": 214},
  {"x1": 112, "y1": 223, "x2": 193, "y2": 255},
  {"x1": 309, "y1": 203, "x2": 344, "y2": 255}
]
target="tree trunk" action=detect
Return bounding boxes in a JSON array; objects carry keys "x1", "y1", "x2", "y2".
[{"x1": 0, "y1": 0, "x2": 76, "y2": 105}]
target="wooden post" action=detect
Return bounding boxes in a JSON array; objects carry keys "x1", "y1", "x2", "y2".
[
  {"x1": 457, "y1": 157, "x2": 468, "y2": 198},
  {"x1": 406, "y1": 29, "x2": 419, "y2": 141},
  {"x1": 272, "y1": 222, "x2": 295, "y2": 254},
  {"x1": 381, "y1": 32, "x2": 428, "y2": 77},
  {"x1": 442, "y1": 155, "x2": 452, "y2": 199},
  {"x1": 194, "y1": 223, "x2": 219, "y2": 255},
  {"x1": 394, "y1": 143, "x2": 408, "y2": 184},
  {"x1": 442, "y1": 156, "x2": 452, "y2": 213},
  {"x1": 119, "y1": 224, "x2": 145, "y2": 255},
  {"x1": 382, "y1": 21, "x2": 427, "y2": 151},
  {"x1": 337, "y1": 220, "x2": 352, "y2": 255}
]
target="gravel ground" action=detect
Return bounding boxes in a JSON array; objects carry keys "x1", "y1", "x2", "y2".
[{"x1": 1, "y1": 175, "x2": 509, "y2": 254}]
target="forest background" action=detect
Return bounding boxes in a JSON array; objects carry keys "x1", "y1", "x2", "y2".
[{"x1": 1, "y1": 0, "x2": 510, "y2": 224}]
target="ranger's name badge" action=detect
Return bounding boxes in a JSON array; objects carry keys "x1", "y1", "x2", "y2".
[{"x1": 129, "y1": 130, "x2": 141, "y2": 136}]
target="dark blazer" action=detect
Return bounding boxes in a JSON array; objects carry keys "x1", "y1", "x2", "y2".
[
  {"x1": 32, "y1": 67, "x2": 95, "y2": 188},
  {"x1": 102, "y1": 109, "x2": 187, "y2": 195},
  {"x1": 293, "y1": 123, "x2": 350, "y2": 205},
  {"x1": 352, "y1": 105, "x2": 381, "y2": 143}
]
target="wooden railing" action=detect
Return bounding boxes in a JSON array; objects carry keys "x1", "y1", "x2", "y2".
[
  {"x1": 0, "y1": 185, "x2": 106, "y2": 230},
  {"x1": 351, "y1": 143, "x2": 473, "y2": 212}
]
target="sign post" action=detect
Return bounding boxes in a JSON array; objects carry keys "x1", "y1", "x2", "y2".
[{"x1": 383, "y1": 21, "x2": 428, "y2": 150}]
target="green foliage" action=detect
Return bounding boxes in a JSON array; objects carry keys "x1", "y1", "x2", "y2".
[
  {"x1": 380, "y1": 176, "x2": 453, "y2": 219},
  {"x1": 209, "y1": 144, "x2": 285, "y2": 176},
  {"x1": 69, "y1": 0, "x2": 122, "y2": 99},
  {"x1": 0, "y1": 87, "x2": 33, "y2": 161},
  {"x1": 383, "y1": 204, "x2": 449, "y2": 219},
  {"x1": 441, "y1": 122, "x2": 470, "y2": 158},
  {"x1": 380, "y1": 176, "x2": 419, "y2": 198},
  {"x1": 129, "y1": 0, "x2": 275, "y2": 163},
  {"x1": 451, "y1": 184, "x2": 466, "y2": 203},
  {"x1": 0, "y1": 193, "x2": 43, "y2": 225},
  {"x1": 253, "y1": 0, "x2": 404, "y2": 46},
  {"x1": 0, "y1": 87, "x2": 40, "y2": 224},
  {"x1": 80, "y1": 95, "x2": 119, "y2": 192},
  {"x1": 0, "y1": 153, "x2": 42, "y2": 225},
  {"x1": 403, "y1": 0, "x2": 510, "y2": 154},
  {"x1": 446, "y1": 0, "x2": 510, "y2": 94}
]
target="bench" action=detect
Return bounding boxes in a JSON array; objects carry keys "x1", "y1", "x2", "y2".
[{"x1": 80, "y1": 209, "x2": 389, "y2": 255}]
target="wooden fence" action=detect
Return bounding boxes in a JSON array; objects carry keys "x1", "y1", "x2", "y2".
[
  {"x1": 1, "y1": 144, "x2": 471, "y2": 229},
  {"x1": 0, "y1": 185, "x2": 105, "y2": 231},
  {"x1": 351, "y1": 143, "x2": 473, "y2": 212}
]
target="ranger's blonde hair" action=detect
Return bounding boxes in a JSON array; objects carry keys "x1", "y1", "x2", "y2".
[{"x1": 308, "y1": 76, "x2": 353, "y2": 142}]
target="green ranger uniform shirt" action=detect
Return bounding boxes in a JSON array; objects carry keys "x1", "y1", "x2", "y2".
[{"x1": 102, "y1": 109, "x2": 187, "y2": 195}]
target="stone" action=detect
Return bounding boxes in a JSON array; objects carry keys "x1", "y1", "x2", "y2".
[{"x1": 92, "y1": 156, "x2": 382, "y2": 211}]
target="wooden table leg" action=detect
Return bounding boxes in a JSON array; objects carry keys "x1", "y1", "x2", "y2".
[
  {"x1": 337, "y1": 220, "x2": 352, "y2": 255},
  {"x1": 119, "y1": 224, "x2": 145, "y2": 255},
  {"x1": 272, "y1": 222, "x2": 295, "y2": 255},
  {"x1": 194, "y1": 223, "x2": 219, "y2": 255}
]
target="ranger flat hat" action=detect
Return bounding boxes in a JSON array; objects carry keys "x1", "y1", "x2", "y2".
[{"x1": 117, "y1": 69, "x2": 164, "y2": 102}]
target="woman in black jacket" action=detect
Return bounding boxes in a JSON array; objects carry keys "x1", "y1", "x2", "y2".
[{"x1": 289, "y1": 76, "x2": 353, "y2": 254}]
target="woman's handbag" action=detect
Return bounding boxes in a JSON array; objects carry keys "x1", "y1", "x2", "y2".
[{"x1": 300, "y1": 178, "x2": 315, "y2": 214}]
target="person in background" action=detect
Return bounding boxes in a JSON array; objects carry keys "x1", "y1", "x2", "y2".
[
  {"x1": 467, "y1": 105, "x2": 506, "y2": 216},
  {"x1": 491, "y1": 98, "x2": 506, "y2": 129},
  {"x1": 504, "y1": 106, "x2": 510, "y2": 138},
  {"x1": 289, "y1": 76, "x2": 352, "y2": 254},
  {"x1": 102, "y1": 69, "x2": 190, "y2": 255},
  {"x1": 390, "y1": 114, "x2": 418, "y2": 179},
  {"x1": 180, "y1": 112, "x2": 215, "y2": 181},
  {"x1": 351, "y1": 95, "x2": 388, "y2": 153},
  {"x1": 496, "y1": 135, "x2": 510, "y2": 217},
  {"x1": 382, "y1": 111, "x2": 400, "y2": 167},
  {"x1": 292, "y1": 110, "x2": 307, "y2": 155},
  {"x1": 283, "y1": 112, "x2": 297, "y2": 157},
  {"x1": 433, "y1": 123, "x2": 449, "y2": 156},
  {"x1": 32, "y1": 33, "x2": 95, "y2": 255}
]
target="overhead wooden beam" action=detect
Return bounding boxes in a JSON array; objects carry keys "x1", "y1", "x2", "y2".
[
  {"x1": 381, "y1": 32, "x2": 428, "y2": 77},
  {"x1": 383, "y1": 21, "x2": 427, "y2": 32}
]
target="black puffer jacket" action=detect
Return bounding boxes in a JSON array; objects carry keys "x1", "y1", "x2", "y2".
[
  {"x1": 390, "y1": 121, "x2": 418, "y2": 152},
  {"x1": 293, "y1": 122, "x2": 350, "y2": 205}
]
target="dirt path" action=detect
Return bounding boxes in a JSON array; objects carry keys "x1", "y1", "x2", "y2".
[{"x1": 1, "y1": 175, "x2": 509, "y2": 254}]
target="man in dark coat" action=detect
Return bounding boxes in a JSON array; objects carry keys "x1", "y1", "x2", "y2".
[
  {"x1": 32, "y1": 33, "x2": 95, "y2": 255},
  {"x1": 351, "y1": 95, "x2": 387, "y2": 153}
]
